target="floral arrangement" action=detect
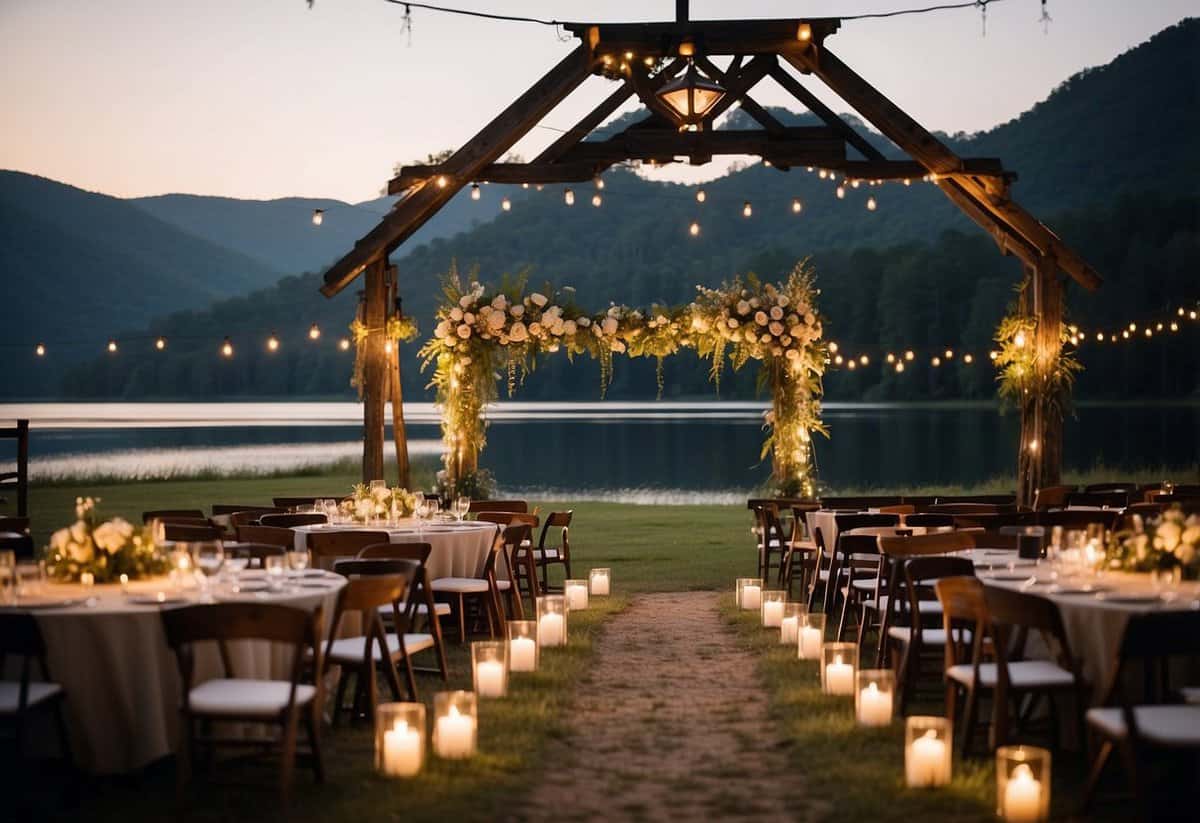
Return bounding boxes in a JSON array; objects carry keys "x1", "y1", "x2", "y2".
[
  {"x1": 350, "y1": 314, "x2": 420, "y2": 398},
  {"x1": 1105, "y1": 505, "x2": 1200, "y2": 579},
  {"x1": 418, "y1": 261, "x2": 828, "y2": 498},
  {"x1": 43, "y1": 497, "x2": 169, "y2": 583},
  {"x1": 341, "y1": 484, "x2": 419, "y2": 523}
]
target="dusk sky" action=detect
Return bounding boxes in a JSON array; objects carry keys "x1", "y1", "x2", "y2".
[{"x1": 2, "y1": 0, "x2": 1193, "y2": 203}]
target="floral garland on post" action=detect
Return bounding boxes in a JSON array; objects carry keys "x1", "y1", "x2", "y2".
[
  {"x1": 417, "y1": 261, "x2": 828, "y2": 498},
  {"x1": 350, "y1": 315, "x2": 420, "y2": 399}
]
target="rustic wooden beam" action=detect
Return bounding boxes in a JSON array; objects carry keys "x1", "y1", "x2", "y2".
[
  {"x1": 1017, "y1": 257, "x2": 1065, "y2": 506},
  {"x1": 694, "y1": 55, "x2": 782, "y2": 133},
  {"x1": 387, "y1": 264, "x2": 411, "y2": 490},
  {"x1": 323, "y1": 44, "x2": 595, "y2": 297},
  {"x1": 566, "y1": 18, "x2": 841, "y2": 58},
  {"x1": 768, "y1": 63, "x2": 885, "y2": 162},
  {"x1": 787, "y1": 46, "x2": 1101, "y2": 291},
  {"x1": 361, "y1": 257, "x2": 388, "y2": 482},
  {"x1": 838, "y1": 159, "x2": 1007, "y2": 179},
  {"x1": 561, "y1": 126, "x2": 845, "y2": 165}
]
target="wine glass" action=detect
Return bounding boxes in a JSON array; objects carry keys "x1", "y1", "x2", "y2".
[
  {"x1": 191, "y1": 540, "x2": 225, "y2": 601},
  {"x1": 455, "y1": 496, "x2": 471, "y2": 521},
  {"x1": 288, "y1": 549, "x2": 310, "y2": 574},
  {"x1": 265, "y1": 555, "x2": 287, "y2": 592}
]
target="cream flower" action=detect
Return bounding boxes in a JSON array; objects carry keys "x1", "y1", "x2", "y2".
[
  {"x1": 770, "y1": 306, "x2": 784, "y2": 320},
  {"x1": 736, "y1": 300, "x2": 751, "y2": 316},
  {"x1": 93, "y1": 521, "x2": 126, "y2": 554},
  {"x1": 576, "y1": 316, "x2": 591, "y2": 327},
  {"x1": 491, "y1": 294, "x2": 508, "y2": 310},
  {"x1": 487, "y1": 311, "x2": 505, "y2": 330},
  {"x1": 529, "y1": 322, "x2": 543, "y2": 337},
  {"x1": 456, "y1": 325, "x2": 472, "y2": 339},
  {"x1": 601, "y1": 316, "x2": 619, "y2": 335},
  {"x1": 463, "y1": 312, "x2": 475, "y2": 325},
  {"x1": 49, "y1": 528, "x2": 70, "y2": 553},
  {"x1": 754, "y1": 311, "x2": 768, "y2": 326},
  {"x1": 530, "y1": 292, "x2": 548, "y2": 307},
  {"x1": 769, "y1": 321, "x2": 784, "y2": 336},
  {"x1": 449, "y1": 307, "x2": 463, "y2": 322},
  {"x1": 458, "y1": 295, "x2": 473, "y2": 309},
  {"x1": 434, "y1": 322, "x2": 449, "y2": 339},
  {"x1": 511, "y1": 304, "x2": 525, "y2": 318},
  {"x1": 563, "y1": 320, "x2": 577, "y2": 336},
  {"x1": 509, "y1": 322, "x2": 528, "y2": 342}
]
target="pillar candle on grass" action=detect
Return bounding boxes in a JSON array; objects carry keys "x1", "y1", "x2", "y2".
[
  {"x1": 855, "y1": 669, "x2": 895, "y2": 727},
  {"x1": 471, "y1": 640, "x2": 508, "y2": 698},
  {"x1": 996, "y1": 746, "x2": 1050, "y2": 822},
  {"x1": 779, "y1": 603, "x2": 806, "y2": 645},
  {"x1": 375, "y1": 702, "x2": 425, "y2": 777},
  {"x1": 433, "y1": 692, "x2": 477, "y2": 759},
  {"x1": 507, "y1": 620, "x2": 538, "y2": 672},
  {"x1": 736, "y1": 578, "x2": 763, "y2": 610},
  {"x1": 905, "y1": 716, "x2": 951, "y2": 787},
  {"x1": 798, "y1": 613, "x2": 825, "y2": 660},
  {"x1": 760, "y1": 590, "x2": 786, "y2": 627},
  {"x1": 536, "y1": 594, "x2": 568, "y2": 648},
  {"x1": 588, "y1": 568, "x2": 611, "y2": 596},
  {"x1": 564, "y1": 579, "x2": 589, "y2": 610},
  {"x1": 820, "y1": 642, "x2": 857, "y2": 696}
]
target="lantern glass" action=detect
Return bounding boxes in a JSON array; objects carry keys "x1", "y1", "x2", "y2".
[
  {"x1": 759, "y1": 590, "x2": 786, "y2": 627},
  {"x1": 507, "y1": 620, "x2": 539, "y2": 673},
  {"x1": 588, "y1": 567, "x2": 611, "y2": 596},
  {"x1": 536, "y1": 594, "x2": 568, "y2": 648},
  {"x1": 655, "y1": 62, "x2": 725, "y2": 123},
  {"x1": 855, "y1": 669, "x2": 895, "y2": 727},
  {"x1": 797, "y1": 612, "x2": 825, "y2": 660},
  {"x1": 564, "y1": 578, "x2": 589, "y2": 611},
  {"x1": 779, "y1": 603, "x2": 807, "y2": 645},
  {"x1": 996, "y1": 745, "x2": 1051, "y2": 822},
  {"x1": 905, "y1": 715, "x2": 952, "y2": 787},
  {"x1": 471, "y1": 640, "x2": 509, "y2": 699},
  {"x1": 735, "y1": 578, "x2": 763, "y2": 610},
  {"x1": 375, "y1": 702, "x2": 425, "y2": 777},
  {"x1": 820, "y1": 642, "x2": 857, "y2": 696},
  {"x1": 432, "y1": 691, "x2": 477, "y2": 760}
]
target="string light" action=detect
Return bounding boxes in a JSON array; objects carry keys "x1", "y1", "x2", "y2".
[
  {"x1": 828, "y1": 341, "x2": 839, "y2": 354},
  {"x1": 696, "y1": 189, "x2": 706, "y2": 203},
  {"x1": 895, "y1": 362, "x2": 905, "y2": 373},
  {"x1": 931, "y1": 356, "x2": 941, "y2": 367},
  {"x1": 904, "y1": 350, "x2": 914, "y2": 361},
  {"x1": 847, "y1": 359, "x2": 857, "y2": 370},
  {"x1": 309, "y1": 323, "x2": 321, "y2": 340},
  {"x1": 836, "y1": 185, "x2": 846, "y2": 199},
  {"x1": 501, "y1": 197, "x2": 512, "y2": 211},
  {"x1": 791, "y1": 198, "x2": 803, "y2": 214},
  {"x1": 859, "y1": 355, "x2": 869, "y2": 366},
  {"x1": 470, "y1": 183, "x2": 481, "y2": 200},
  {"x1": 866, "y1": 196, "x2": 878, "y2": 211},
  {"x1": 742, "y1": 201, "x2": 752, "y2": 218},
  {"x1": 1014, "y1": 331, "x2": 1027, "y2": 348},
  {"x1": 963, "y1": 353, "x2": 974, "y2": 364},
  {"x1": 311, "y1": 209, "x2": 324, "y2": 226},
  {"x1": 384, "y1": 340, "x2": 394, "y2": 355},
  {"x1": 221, "y1": 337, "x2": 234, "y2": 358},
  {"x1": 35, "y1": 343, "x2": 45, "y2": 357},
  {"x1": 107, "y1": 340, "x2": 118, "y2": 354},
  {"x1": 886, "y1": 352, "x2": 896, "y2": 363},
  {"x1": 564, "y1": 188, "x2": 575, "y2": 206},
  {"x1": 436, "y1": 175, "x2": 448, "y2": 188},
  {"x1": 155, "y1": 337, "x2": 166, "y2": 351},
  {"x1": 592, "y1": 193, "x2": 603, "y2": 207},
  {"x1": 944, "y1": 348, "x2": 953, "y2": 359},
  {"x1": 339, "y1": 338, "x2": 352, "y2": 351},
  {"x1": 267, "y1": 332, "x2": 280, "y2": 352},
  {"x1": 594, "y1": 177, "x2": 605, "y2": 190},
  {"x1": 689, "y1": 220, "x2": 700, "y2": 237}
]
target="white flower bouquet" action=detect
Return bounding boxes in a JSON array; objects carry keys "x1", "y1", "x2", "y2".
[
  {"x1": 340, "y1": 483, "x2": 418, "y2": 523},
  {"x1": 43, "y1": 497, "x2": 169, "y2": 583},
  {"x1": 1105, "y1": 505, "x2": 1200, "y2": 579}
]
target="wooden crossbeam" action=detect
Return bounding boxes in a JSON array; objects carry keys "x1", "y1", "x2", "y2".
[
  {"x1": 788, "y1": 47, "x2": 1101, "y2": 290},
  {"x1": 695, "y1": 55, "x2": 782, "y2": 133},
  {"x1": 322, "y1": 45, "x2": 595, "y2": 297},
  {"x1": 566, "y1": 18, "x2": 840, "y2": 58},
  {"x1": 768, "y1": 63, "x2": 885, "y2": 162},
  {"x1": 561, "y1": 127, "x2": 845, "y2": 166}
]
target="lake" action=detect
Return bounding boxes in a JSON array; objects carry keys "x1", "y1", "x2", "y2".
[{"x1": 1, "y1": 401, "x2": 1197, "y2": 500}]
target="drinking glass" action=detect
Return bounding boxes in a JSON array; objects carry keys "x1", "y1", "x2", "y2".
[
  {"x1": 288, "y1": 549, "x2": 310, "y2": 573},
  {"x1": 265, "y1": 555, "x2": 287, "y2": 592},
  {"x1": 191, "y1": 540, "x2": 225, "y2": 600},
  {"x1": 1151, "y1": 566, "x2": 1181, "y2": 594},
  {"x1": 455, "y1": 497, "x2": 471, "y2": 521},
  {"x1": 15, "y1": 561, "x2": 44, "y2": 599}
]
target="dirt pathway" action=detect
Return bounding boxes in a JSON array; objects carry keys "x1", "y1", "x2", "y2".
[{"x1": 514, "y1": 592, "x2": 817, "y2": 822}]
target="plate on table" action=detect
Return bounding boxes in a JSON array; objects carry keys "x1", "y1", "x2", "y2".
[
  {"x1": 982, "y1": 571, "x2": 1038, "y2": 582},
  {"x1": 230, "y1": 582, "x2": 269, "y2": 593},
  {"x1": 3, "y1": 597, "x2": 83, "y2": 610},
  {"x1": 129, "y1": 595, "x2": 189, "y2": 606},
  {"x1": 1094, "y1": 592, "x2": 1161, "y2": 605},
  {"x1": 1044, "y1": 583, "x2": 1106, "y2": 596}
]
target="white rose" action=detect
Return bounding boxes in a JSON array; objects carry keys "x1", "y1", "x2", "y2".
[
  {"x1": 50, "y1": 528, "x2": 70, "y2": 553},
  {"x1": 67, "y1": 539, "x2": 93, "y2": 564},
  {"x1": 772, "y1": 346, "x2": 783, "y2": 356},
  {"x1": 781, "y1": 335, "x2": 792, "y2": 346},
  {"x1": 755, "y1": 311, "x2": 768, "y2": 326},
  {"x1": 487, "y1": 311, "x2": 505, "y2": 330},
  {"x1": 805, "y1": 312, "x2": 816, "y2": 325},
  {"x1": 778, "y1": 295, "x2": 790, "y2": 307},
  {"x1": 770, "y1": 306, "x2": 784, "y2": 320},
  {"x1": 611, "y1": 340, "x2": 626, "y2": 353},
  {"x1": 529, "y1": 322, "x2": 543, "y2": 336},
  {"x1": 449, "y1": 307, "x2": 463, "y2": 322},
  {"x1": 458, "y1": 295, "x2": 473, "y2": 309},
  {"x1": 789, "y1": 325, "x2": 803, "y2": 338},
  {"x1": 434, "y1": 322, "x2": 449, "y2": 339},
  {"x1": 564, "y1": 320, "x2": 577, "y2": 336},
  {"x1": 736, "y1": 300, "x2": 751, "y2": 316},
  {"x1": 509, "y1": 322, "x2": 528, "y2": 342},
  {"x1": 463, "y1": 312, "x2": 475, "y2": 325},
  {"x1": 760, "y1": 333, "x2": 772, "y2": 344},
  {"x1": 93, "y1": 522, "x2": 125, "y2": 554},
  {"x1": 749, "y1": 297, "x2": 760, "y2": 309},
  {"x1": 372, "y1": 485, "x2": 391, "y2": 502},
  {"x1": 601, "y1": 316, "x2": 619, "y2": 335},
  {"x1": 786, "y1": 348, "x2": 800, "y2": 361},
  {"x1": 769, "y1": 321, "x2": 784, "y2": 336},
  {"x1": 728, "y1": 318, "x2": 739, "y2": 329},
  {"x1": 456, "y1": 325, "x2": 472, "y2": 339},
  {"x1": 70, "y1": 521, "x2": 88, "y2": 545},
  {"x1": 355, "y1": 499, "x2": 374, "y2": 520},
  {"x1": 491, "y1": 295, "x2": 508, "y2": 310},
  {"x1": 577, "y1": 316, "x2": 590, "y2": 327},
  {"x1": 530, "y1": 292, "x2": 548, "y2": 307},
  {"x1": 1157, "y1": 521, "x2": 1183, "y2": 552},
  {"x1": 511, "y1": 304, "x2": 525, "y2": 318}
]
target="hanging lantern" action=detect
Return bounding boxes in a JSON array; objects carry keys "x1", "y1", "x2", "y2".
[
  {"x1": 309, "y1": 323, "x2": 321, "y2": 341},
  {"x1": 564, "y1": 188, "x2": 575, "y2": 206},
  {"x1": 311, "y1": 209, "x2": 324, "y2": 226},
  {"x1": 655, "y1": 60, "x2": 725, "y2": 125},
  {"x1": 742, "y1": 201, "x2": 752, "y2": 218},
  {"x1": 470, "y1": 183, "x2": 481, "y2": 201}
]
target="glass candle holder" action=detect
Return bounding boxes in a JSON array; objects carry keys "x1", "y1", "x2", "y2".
[
  {"x1": 588, "y1": 568, "x2": 611, "y2": 596},
  {"x1": 855, "y1": 669, "x2": 895, "y2": 727},
  {"x1": 471, "y1": 640, "x2": 509, "y2": 699},
  {"x1": 736, "y1": 578, "x2": 763, "y2": 611},
  {"x1": 375, "y1": 702, "x2": 425, "y2": 777},
  {"x1": 797, "y1": 612, "x2": 826, "y2": 660},
  {"x1": 760, "y1": 590, "x2": 786, "y2": 627},
  {"x1": 536, "y1": 595, "x2": 568, "y2": 648},
  {"x1": 996, "y1": 745, "x2": 1051, "y2": 822},
  {"x1": 564, "y1": 578, "x2": 589, "y2": 611},
  {"x1": 905, "y1": 715, "x2": 952, "y2": 787},
  {"x1": 507, "y1": 620, "x2": 538, "y2": 673},
  {"x1": 820, "y1": 642, "x2": 857, "y2": 696},
  {"x1": 433, "y1": 691, "x2": 477, "y2": 760},
  {"x1": 779, "y1": 603, "x2": 807, "y2": 645}
]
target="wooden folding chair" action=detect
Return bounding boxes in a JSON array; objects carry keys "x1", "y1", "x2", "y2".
[
  {"x1": 305, "y1": 530, "x2": 390, "y2": 571},
  {"x1": 357, "y1": 542, "x2": 450, "y2": 682}
]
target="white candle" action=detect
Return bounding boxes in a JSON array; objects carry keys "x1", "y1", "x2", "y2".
[
  {"x1": 825, "y1": 655, "x2": 854, "y2": 695},
  {"x1": 539, "y1": 612, "x2": 565, "y2": 647},
  {"x1": 509, "y1": 636, "x2": 537, "y2": 672},
  {"x1": 780, "y1": 616, "x2": 800, "y2": 645},
  {"x1": 382, "y1": 720, "x2": 422, "y2": 777},
  {"x1": 80, "y1": 572, "x2": 95, "y2": 587},
  {"x1": 589, "y1": 571, "x2": 610, "y2": 596},
  {"x1": 1003, "y1": 764, "x2": 1042, "y2": 822},
  {"x1": 565, "y1": 583, "x2": 589, "y2": 611},
  {"x1": 742, "y1": 584, "x2": 761, "y2": 610},
  {"x1": 798, "y1": 626, "x2": 822, "y2": 659},
  {"x1": 119, "y1": 573, "x2": 129, "y2": 593},
  {"x1": 857, "y1": 681, "x2": 893, "y2": 726},
  {"x1": 907, "y1": 730, "x2": 949, "y2": 787},
  {"x1": 435, "y1": 705, "x2": 476, "y2": 759},
  {"x1": 762, "y1": 599, "x2": 784, "y2": 627},
  {"x1": 475, "y1": 660, "x2": 506, "y2": 698}
]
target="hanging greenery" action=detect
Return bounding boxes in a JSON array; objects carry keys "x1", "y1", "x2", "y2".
[
  {"x1": 418, "y1": 260, "x2": 828, "y2": 498},
  {"x1": 349, "y1": 314, "x2": 419, "y2": 399},
  {"x1": 993, "y1": 307, "x2": 1081, "y2": 416}
]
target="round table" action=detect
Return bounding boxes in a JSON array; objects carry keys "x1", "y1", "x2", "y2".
[
  {"x1": 292, "y1": 520, "x2": 498, "y2": 579},
  {"x1": 4, "y1": 574, "x2": 343, "y2": 774}
]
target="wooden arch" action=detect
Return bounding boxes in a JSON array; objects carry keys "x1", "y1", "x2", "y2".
[{"x1": 322, "y1": 5, "x2": 1100, "y2": 505}]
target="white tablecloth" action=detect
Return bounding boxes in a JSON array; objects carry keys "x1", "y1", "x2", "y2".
[
  {"x1": 6, "y1": 575, "x2": 343, "y2": 774},
  {"x1": 292, "y1": 521, "x2": 497, "y2": 580}
]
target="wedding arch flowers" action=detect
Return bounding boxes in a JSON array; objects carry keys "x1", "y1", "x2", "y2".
[{"x1": 418, "y1": 261, "x2": 828, "y2": 498}]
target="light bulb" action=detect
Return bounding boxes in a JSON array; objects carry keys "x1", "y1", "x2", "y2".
[
  {"x1": 696, "y1": 189, "x2": 706, "y2": 203},
  {"x1": 847, "y1": 359, "x2": 857, "y2": 370},
  {"x1": 594, "y1": 177, "x2": 605, "y2": 190},
  {"x1": 501, "y1": 197, "x2": 512, "y2": 211},
  {"x1": 963, "y1": 353, "x2": 974, "y2": 364},
  {"x1": 35, "y1": 343, "x2": 46, "y2": 357},
  {"x1": 1096, "y1": 332, "x2": 1104, "y2": 341},
  {"x1": 836, "y1": 186, "x2": 845, "y2": 199},
  {"x1": 886, "y1": 353, "x2": 895, "y2": 363},
  {"x1": 797, "y1": 22, "x2": 812, "y2": 41},
  {"x1": 107, "y1": 340, "x2": 118, "y2": 353},
  {"x1": 470, "y1": 183, "x2": 480, "y2": 201},
  {"x1": 311, "y1": 209, "x2": 324, "y2": 226},
  {"x1": 989, "y1": 350, "x2": 999, "y2": 360},
  {"x1": 155, "y1": 337, "x2": 166, "y2": 351},
  {"x1": 308, "y1": 323, "x2": 321, "y2": 340},
  {"x1": 895, "y1": 362, "x2": 905, "y2": 373},
  {"x1": 436, "y1": 175, "x2": 448, "y2": 188},
  {"x1": 944, "y1": 349, "x2": 953, "y2": 359},
  {"x1": 742, "y1": 201, "x2": 752, "y2": 218},
  {"x1": 818, "y1": 169, "x2": 828, "y2": 180},
  {"x1": 1170, "y1": 322, "x2": 1179, "y2": 332},
  {"x1": 828, "y1": 342, "x2": 839, "y2": 354},
  {"x1": 903, "y1": 178, "x2": 911, "y2": 186},
  {"x1": 267, "y1": 333, "x2": 280, "y2": 352},
  {"x1": 866, "y1": 196, "x2": 878, "y2": 211},
  {"x1": 592, "y1": 193, "x2": 602, "y2": 207},
  {"x1": 564, "y1": 188, "x2": 575, "y2": 206},
  {"x1": 1014, "y1": 331, "x2": 1027, "y2": 348},
  {"x1": 338, "y1": 338, "x2": 351, "y2": 351},
  {"x1": 859, "y1": 355, "x2": 869, "y2": 366},
  {"x1": 792, "y1": 198, "x2": 802, "y2": 214},
  {"x1": 689, "y1": 221, "x2": 700, "y2": 237},
  {"x1": 384, "y1": 340, "x2": 394, "y2": 355},
  {"x1": 904, "y1": 350, "x2": 914, "y2": 361},
  {"x1": 834, "y1": 354, "x2": 844, "y2": 365},
  {"x1": 932, "y1": 356, "x2": 941, "y2": 367},
  {"x1": 221, "y1": 338, "x2": 234, "y2": 358}
]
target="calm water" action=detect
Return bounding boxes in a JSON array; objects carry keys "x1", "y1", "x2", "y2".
[{"x1": 1, "y1": 402, "x2": 1196, "y2": 497}]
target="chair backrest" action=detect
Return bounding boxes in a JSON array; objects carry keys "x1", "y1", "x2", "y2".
[
  {"x1": 1036, "y1": 509, "x2": 1120, "y2": 530},
  {"x1": 537, "y1": 511, "x2": 572, "y2": 553},
  {"x1": 468, "y1": 499, "x2": 528, "y2": 514},
  {"x1": 877, "y1": 504, "x2": 915, "y2": 515},
  {"x1": 143, "y1": 509, "x2": 205, "y2": 524},
  {"x1": 1032, "y1": 485, "x2": 1074, "y2": 511},
  {"x1": 820, "y1": 495, "x2": 902, "y2": 510},
  {"x1": 983, "y1": 585, "x2": 1077, "y2": 671},
  {"x1": 228, "y1": 542, "x2": 287, "y2": 563},
  {"x1": 1098, "y1": 611, "x2": 1200, "y2": 715},
  {"x1": 0, "y1": 612, "x2": 52, "y2": 707},
  {"x1": 933, "y1": 575, "x2": 990, "y2": 677},
  {"x1": 476, "y1": 511, "x2": 539, "y2": 528},
  {"x1": 306, "y1": 530, "x2": 390, "y2": 570},
  {"x1": 235, "y1": 524, "x2": 296, "y2": 549},
  {"x1": 260, "y1": 513, "x2": 328, "y2": 528},
  {"x1": 163, "y1": 523, "x2": 223, "y2": 542},
  {"x1": 357, "y1": 543, "x2": 435, "y2": 623},
  {"x1": 212, "y1": 504, "x2": 284, "y2": 517},
  {"x1": 927, "y1": 502, "x2": 1016, "y2": 516},
  {"x1": 903, "y1": 513, "x2": 954, "y2": 529},
  {"x1": 0, "y1": 517, "x2": 30, "y2": 534},
  {"x1": 1066, "y1": 491, "x2": 1129, "y2": 509},
  {"x1": 229, "y1": 510, "x2": 278, "y2": 528},
  {"x1": 878, "y1": 530, "x2": 976, "y2": 559},
  {"x1": 833, "y1": 512, "x2": 900, "y2": 533},
  {"x1": 752, "y1": 503, "x2": 788, "y2": 547},
  {"x1": 903, "y1": 557, "x2": 977, "y2": 630},
  {"x1": 973, "y1": 531, "x2": 1020, "y2": 551}
]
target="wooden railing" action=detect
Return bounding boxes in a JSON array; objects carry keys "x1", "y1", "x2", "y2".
[{"x1": 0, "y1": 419, "x2": 29, "y2": 517}]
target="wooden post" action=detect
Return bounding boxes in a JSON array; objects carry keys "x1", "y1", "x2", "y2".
[
  {"x1": 388, "y1": 265, "x2": 412, "y2": 490},
  {"x1": 361, "y1": 257, "x2": 387, "y2": 483},
  {"x1": 1017, "y1": 258, "x2": 1065, "y2": 507}
]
